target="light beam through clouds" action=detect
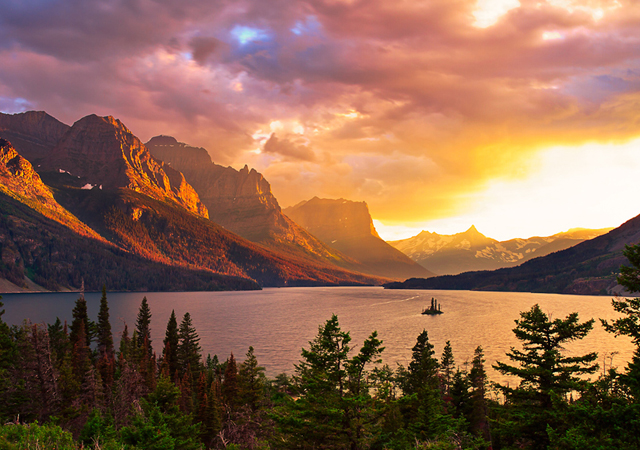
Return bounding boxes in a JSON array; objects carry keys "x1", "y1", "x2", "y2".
[{"x1": 1, "y1": 0, "x2": 640, "y2": 240}]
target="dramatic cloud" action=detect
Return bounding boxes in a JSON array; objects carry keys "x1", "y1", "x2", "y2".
[{"x1": 1, "y1": 0, "x2": 640, "y2": 238}]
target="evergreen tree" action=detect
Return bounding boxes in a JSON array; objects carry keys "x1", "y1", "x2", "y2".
[
  {"x1": 135, "y1": 297, "x2": 152, "y2": 357},
  {"x1": 493, "y1": 304, "x2": 598, "y2": 450},
  {"x1": 238, "y1": 346, "x2": 266, "y2": 411},
  {"x1": 222, "y1": 353, "x2": 239, "y2": 410},
  {"x1": 48, "y1": 318, "x2": 70, "y2": 370},
  {"x1": 118, "y1": 323, "x2": 132, "y2": 365},
  {"x1": 96, "y1": 285, "x2": 114, "y2": 359},
  {"x1": 401, "y1": 329, "x2": 451, "y2": 442},
  {"x1": 273, "y1": 314, "x2": 384, "y2": 450},
  {"x1": 177, "y1": 312, "x2": 202, "y2": 381},
  {"x1": 0, "y1": 299, "x2": 16, "y2": 421},
  {"x1": 449, "y1": 368, "x2": 472, "y2": 421},
  {"x1": 96, "y1": 285, "x2": 115, "y2": 388},
  {"x1": 405, "y1": 330, "x2": 440, "y2": 395},
  {"x1": 469, "y1": 346, "x2": 491, "y2": 444},
  {"x1": 602, "y1": 243, "x2": 640, "y2": 399},
  {"x1": 69, "y1": 296, "x2": 92, "y2": 349},
  {"x1": 440, "y1": 340, "x2": 455, "y2": 397},
  {"x1": 162, "y1": 310, "x2": 179, "y2": 381},
  {"x1": 71, "y1": 321, "x2": 93, "y2": 388},
  {"x1": 120, "y1": 375, "x2": 202, "y2": 450},
  {"x1": 196, "y1": 372, "x2": 222, "y2": 448}
]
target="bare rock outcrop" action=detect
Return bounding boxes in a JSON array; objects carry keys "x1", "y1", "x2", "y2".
[
  {"x1": 0, "y1": 138, "x2": 64, "y2": 212},
  {"x1": 0, "y1": 138, "x2": 102, "y2": 240},
  {"x1": 42, "y1": 115, "x2": 208, "y2": 218}
]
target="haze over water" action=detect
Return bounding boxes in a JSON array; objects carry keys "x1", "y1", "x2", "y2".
[{"x1": 2, "y1": 287, "x2": 633, "y2": 386}]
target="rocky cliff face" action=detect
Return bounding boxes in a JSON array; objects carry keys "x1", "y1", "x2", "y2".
[
  {"x1": 42, "y1": 115, "x2": 208, "y2": 218},
  {"x1": 147, "y1": 135, "x2": 277, "y2": 236},
  {"x1": 145, "y1": 136, "x2": 355, "y2": 266},
  {"x1": 285, "y1": 197, "x2": 381, "y2": 242},
  {"x1": 389, "y1": 226, "x2": 613, "y2": 275},
  {"x1": 284, "y1": 197, "x2": 433, "y2": 280},
  {"x1": 0, "y1": 111, "x2": 69, "y2": 162},
  {"x1": 0, "y1": 138, "x2": 63, "y2": 211},
  {"x1": 0, "y1": 139, "x2": 102, "y2": 240}
]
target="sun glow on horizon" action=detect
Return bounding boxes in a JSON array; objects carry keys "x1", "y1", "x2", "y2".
[{"x1": 374, "y1": 138, "x2": 640, "y2": 242}]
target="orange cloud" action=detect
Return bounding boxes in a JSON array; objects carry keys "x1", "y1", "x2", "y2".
[{"x1": 1, "y1": 0, "x2": 640, "y2": 234}]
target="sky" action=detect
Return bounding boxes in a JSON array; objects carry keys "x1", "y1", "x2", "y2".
[{"x1": 2, "y1": 0, "x2": 640, "y2": 241}]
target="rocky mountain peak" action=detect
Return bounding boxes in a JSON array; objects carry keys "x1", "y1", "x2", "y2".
[
  {"x1": 283, "y1": 196, "x2": 432, "y2": 280},
  {"x1": 0, "y1": 111, "x2": 70, "y2": 161},
  {"x1": 42, "y1": 115, "x2": 208, "y2": 218},
  {"x1": 285, "y1": 197, "x2": 381, "y2": 241},
  {"x1": 146, "y1": 135, "x2": 212, "y2": 167}
]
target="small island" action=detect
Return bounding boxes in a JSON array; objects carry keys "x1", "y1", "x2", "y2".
[{"x1": 422, "y1": 297, "x2": 443, "y2": 315}]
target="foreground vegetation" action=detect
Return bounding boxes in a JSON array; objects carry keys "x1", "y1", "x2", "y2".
[{"x1": 2, "y1": 245, "x2": 640, "y2": 449}]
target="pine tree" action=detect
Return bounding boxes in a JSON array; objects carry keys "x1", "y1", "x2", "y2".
[
  {"x1": 238, "y1": 346, "x2": 265, "y2": 411},
  {"x1": 0, "y1": 298, "x2": 15, "y2": 421},
  {"x1": 96, "y1": 285, "x2": 114, "y2": 358},
  {"x1": 449, "y1": 368, "x2": 472, "y2": 421},
  {"x1": 177, "y1": 312, "x2": 202, "y2": 382},
  {"x1": 48, "y1": 317, "x2": 70, "y2": 370},
  {"x1": 135, "y1": 297, "x2": 152, "y2": 357},
  {"x1": 402, "y1": 329, "x2": 450, "y2": 441},
  {"x1": 118, "y1": 323, "x2": 131, "y2": 364},
  {"x1": 440, "y1": 340, "x2": 455, "y2": 397},
  {"x1": 273, "y1": 315, "x2": 384, "y2": 450},
  {"x1": 602, "y1": 243, "x2": 640, "y2": 399},
  {"x1": 494, "y1": 304, "x2": 598, "y2": 450},
  {"x1": 469, "y1": 346, "x2": 491, "y2": 444},
  {"x1": 162, "y1": 310, "x2": 179, "y2": 381},
  {"x1": 406, "y1": 330, "x2": 440, "y2": 395},
  {"x1": 96, "y1": 286, "x2": 115, "y2": 388},
  {"x1": 196, "y1": 372, "x2": 222, "y2": 448},
  {"x1": 69, "y1": 296, "x2": 92, "y2": 350},
  {"x1": 223, "y1": 353, "x2": 239, "y2": 410}
]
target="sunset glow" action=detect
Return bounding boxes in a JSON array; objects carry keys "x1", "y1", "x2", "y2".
[{"x1": 2, "y1": 0, "x2": 640, "y2": 240}]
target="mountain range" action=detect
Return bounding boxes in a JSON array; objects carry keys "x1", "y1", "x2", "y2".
[
  {"x1": 384, "y1": 214, "x2": 640, "y2": 295},
  {"x1": 1, "y1": 110, "x2": 636, "y2": 295},
  {"x1": 0, "y1": 111, "x2": 389, "y2": 292},
  {"x1": 389, "y1": 225, "x2": 612, "y2": 275}
]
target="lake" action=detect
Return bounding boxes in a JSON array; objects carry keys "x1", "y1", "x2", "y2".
[{"x1": 1, "y1": 287, "x2": 634, "y2": 386}]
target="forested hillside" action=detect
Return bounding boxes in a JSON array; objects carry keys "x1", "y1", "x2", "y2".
[{"x1": 3, "y1": 247, "x2": 640, "y2": 450}]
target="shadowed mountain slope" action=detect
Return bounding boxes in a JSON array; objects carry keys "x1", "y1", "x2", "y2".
[
  {"x1": 384, "y1": 214, "x2": 640, "y2": 295},
  {"x1": 0, "y1": 111, "x2": 70, "y2": 162},
  {"x1": 0, "y1": 191, "x2": 259, "y2": 292},
  {"x1": 284, "y1": 197, "x2": 434, "y2": 280}
]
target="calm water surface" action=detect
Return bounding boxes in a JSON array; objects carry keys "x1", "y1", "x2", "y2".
[{"x1": 1, "y1": 287, "x2": 634, "y2": 385}]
